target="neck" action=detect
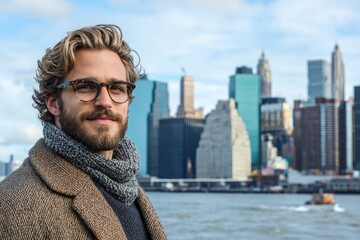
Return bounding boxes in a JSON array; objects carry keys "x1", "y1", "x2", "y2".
[{"x1": 98, "y1": 150, "x2": 114, "y2": 159}]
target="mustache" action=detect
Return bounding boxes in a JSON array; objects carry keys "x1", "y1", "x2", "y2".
[{"x1": 80, "y1": 109, "x2": 122, "y2": 121}]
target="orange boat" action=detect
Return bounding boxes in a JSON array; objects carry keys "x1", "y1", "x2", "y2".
[{"x1": 305, "y1": 193, "x2": 335, "y2": 205}]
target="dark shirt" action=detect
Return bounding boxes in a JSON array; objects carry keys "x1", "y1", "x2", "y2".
[{"x1": 95, "y1": 183, "x2": 150, "y2": 240}]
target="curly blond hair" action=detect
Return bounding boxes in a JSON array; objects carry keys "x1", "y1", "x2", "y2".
[{"x1": 33, "y1": 24, "x2": 140, "y2": 123}]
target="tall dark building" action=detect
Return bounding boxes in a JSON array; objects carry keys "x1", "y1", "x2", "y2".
[
  {"x1": 301, "y1": 98, "x2": 340, "y2": 173},
  {"x1": 293, "y1": 100, "x2": 304, "y2": 171},
  {"x1": 158, "y1": 118, "x2": 205, "y2": 179},
  {"x1": 354, "y1": 86, "x2": 360, "y2": 170},
  {"x1": 338, "y1": 100, "x2": 354, "y2": 174},
  {"x1": 301, "y1": 105, "x2": 321, "y2": 171}
]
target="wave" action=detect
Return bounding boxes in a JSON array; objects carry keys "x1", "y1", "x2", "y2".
[{"x1": 258, "y1": 204, "x2": 346, "y2": 212}]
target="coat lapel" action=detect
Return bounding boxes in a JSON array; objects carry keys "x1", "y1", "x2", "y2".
[
  {"x1": 72, "y1": 180, "x2": 127, "y2": 239},
  {"x1": 137, "y1": 188, "x2": 167, "y2": 239},
  {"x1": 29, "y1": 139, "x2": 127, "y2": 239}
]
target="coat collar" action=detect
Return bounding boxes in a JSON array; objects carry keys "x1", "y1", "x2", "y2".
[{"x1": 29, "y1": 139, "x2": 127, "y2": 239}]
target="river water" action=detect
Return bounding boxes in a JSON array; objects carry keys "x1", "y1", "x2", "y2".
[{"x1": 147, "y1": 192, "x2": 360, "y2": 240}]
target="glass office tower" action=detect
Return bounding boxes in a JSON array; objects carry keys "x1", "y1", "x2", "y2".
[
  {"x1": 307, "y1": 60, "x2": 331, "y2": 104},
  {"x1": 127, "y1": 75, "x2": 170, "y2": 176},
  {"x1": 229, "y1": 66, "x2": 262, "y2": 171}
]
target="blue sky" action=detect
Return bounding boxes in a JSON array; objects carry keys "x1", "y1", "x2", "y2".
[{"x1": 0, "y1": 0, "x2": 359, "y2": 162}]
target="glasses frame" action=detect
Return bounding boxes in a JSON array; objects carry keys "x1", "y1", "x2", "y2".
[{"x1": 56, "y1": 78, "x2": 136, "y2": 104}]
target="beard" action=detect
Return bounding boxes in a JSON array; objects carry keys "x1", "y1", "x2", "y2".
[{"x1": 58, "y1": 103, "x2": 128, "y2": 151}]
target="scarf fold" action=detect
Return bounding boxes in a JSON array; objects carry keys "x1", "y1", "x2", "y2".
[{"x1": 43, "y1": 122, "x2": 140, "y2": 205}]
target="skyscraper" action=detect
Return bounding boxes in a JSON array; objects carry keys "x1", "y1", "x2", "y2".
[
  {"x1": 307, "y1": 60, "x2": 331, "y2": 103},
  {"x1": 158, "y1": 118, "x2": 205, "y2": 179},
  {"x1": 176, "y1": 73, "x2": 203, "y2": 118},
  {"x1": 331, "y1": 44, "x2": 345, "y2": 100},
  {"x1": 229, "y1": 66, "x2": 262, "y2": 171},
  {"x1": 147, "y1": 81, "x2": 170, "y2": 177},
  {"x1": 127, "y1": 75, "x2": 170, "y2": 176},
  {"x1": 257, "y1": 51, "x2": 272, "y2": 98},
  {"x1": 354, "y1": 86, "x2": 360, "y2": 171},
  {"x1": 301, "y1": 98, "x2": 340, "y2": 174},
  {"x1": 293, "y1": 100, "x2": 304, "y2": 171},
  {"x1": 338, "y1": 100, "x2": 353, "y2": 174},
  {"x1": 0, "y1": 155, "x2": 15, "y2": 178},
  {"x1": 196, "y1": 99, "x2": 251, "y2": 179}
]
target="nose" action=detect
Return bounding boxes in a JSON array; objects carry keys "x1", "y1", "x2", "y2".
[{"x1": 94, "y1": 86, "x2": 112, "y2": 108}]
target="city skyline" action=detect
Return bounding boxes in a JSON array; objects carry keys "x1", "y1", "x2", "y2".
[{"x1": 0, "y1": 0, "x2": 360, "y2": 162}]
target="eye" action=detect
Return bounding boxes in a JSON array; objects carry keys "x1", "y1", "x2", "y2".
[
  {"x1": 74, "y1": 81, "x2": 98, "y2": 93},
  {"x1": 110, "y1": 83, "x2": 127, "y2": 94}
]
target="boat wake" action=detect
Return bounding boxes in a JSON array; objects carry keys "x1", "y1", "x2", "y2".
[
  {"x1": 292, "y1": 204, "x2": 345, "y2": 212},
  {"x1": 259, "y1": 204, "x2": 346, "y2": 212}
]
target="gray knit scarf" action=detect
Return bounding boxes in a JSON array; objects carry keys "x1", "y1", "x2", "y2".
[{"x1": 43, "y1": 122, "x2": 140, "y2": 205}]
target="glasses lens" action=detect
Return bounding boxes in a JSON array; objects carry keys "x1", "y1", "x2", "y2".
[
  {"x1": 74, "y1": 81, "x2": 98, "y2": 102},
  {"x1": 109, "y1": 83, "x2": 129, "y2": 103}
]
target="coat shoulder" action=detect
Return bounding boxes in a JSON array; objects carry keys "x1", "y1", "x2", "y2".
[
  {"x1": 0, "y1": 159, "x2": 48, "y2": 239},
  {"x1": 0, "y1": 158, "x2": 48, "y2": 207},
  {"x1": 0, "y1": 158, "x2": 93, "y2": 239}
]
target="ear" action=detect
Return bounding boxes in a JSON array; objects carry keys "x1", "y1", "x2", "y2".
[{"x1": 45, "y1": 96, "x2": 61, "y2": 117}]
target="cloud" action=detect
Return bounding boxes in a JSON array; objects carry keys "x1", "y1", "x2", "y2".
[
  {"x1": 271, "y1": 0, "x2": 360, "y2": 45},
  {"x1": 195, "y1": 81, "x2": 228, "y2": 114},
  {"x1": 0, "y1": 0, "x2": 359, "y2": 163},
  {"x1": 106, "y1": 0, "x2": 137, "y2": 5},
  {"x1": 0, "y1": 75, "x2": 37, "y2": 118},
  {"x1": 2, "y1": 0, "x2": 73, "y2": 17},
  {"x1": 0, "y1": 124, "x2": 42, "y2": 145},
  {"x1": 187, "y1": 0, "x2": 251, "y2": 14},
  {"x1": 119, "y1": 0, "x2": 359, "y2": 113}
]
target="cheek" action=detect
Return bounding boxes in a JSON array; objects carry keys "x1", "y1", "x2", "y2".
[{"x1": 120, "y1": 104, "x2": 129, "y2": 116}]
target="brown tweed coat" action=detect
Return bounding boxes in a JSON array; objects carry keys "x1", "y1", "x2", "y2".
[{"x1": 0, "y1": 140, "x2": 167, "y2": 240}]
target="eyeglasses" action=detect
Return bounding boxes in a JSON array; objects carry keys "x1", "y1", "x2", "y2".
[{"x1": 56, "y1": 78, "x2": 136, "y2": 104}]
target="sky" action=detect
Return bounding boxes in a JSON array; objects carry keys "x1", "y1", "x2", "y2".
[{"x1": 0, "y1": 0, "x2": 359, "y2": 163}]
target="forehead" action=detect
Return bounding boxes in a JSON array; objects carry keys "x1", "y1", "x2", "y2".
[{"x1": 64, "y1": 49, "x2": 127, "y2": 82}]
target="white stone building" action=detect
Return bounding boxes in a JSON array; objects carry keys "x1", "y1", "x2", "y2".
[{"x1": 196, "y1": 99, "x2": 251, "y2": 179}]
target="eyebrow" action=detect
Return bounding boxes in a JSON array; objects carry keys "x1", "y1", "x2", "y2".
[{"x1": 84, "y1": 77, "x2": 128, "y2": 83}]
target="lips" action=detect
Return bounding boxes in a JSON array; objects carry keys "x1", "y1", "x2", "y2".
[
  {"x1": 88, "y1": 116, "x2": 116, "y2": 121},
  {"x1": 86, "y1": 114, "x2": 118, "y2": 126},
  {"x1": 89, "y1": 118, "x2": 114, "y2": 125}
]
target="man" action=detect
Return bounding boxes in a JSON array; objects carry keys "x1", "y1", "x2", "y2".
[{"x1": 0, "y1": 24, "x2": 167, "y2": 239}]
